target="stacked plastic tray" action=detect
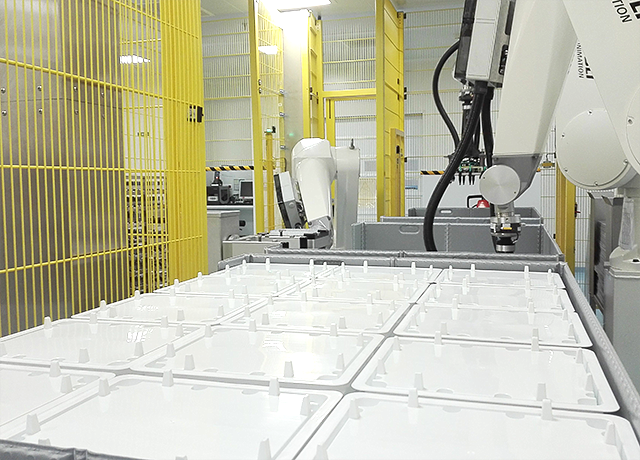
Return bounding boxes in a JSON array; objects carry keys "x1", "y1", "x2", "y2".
[{"x1": 0, "y1": 260, "x2": 639, "y2": 460}]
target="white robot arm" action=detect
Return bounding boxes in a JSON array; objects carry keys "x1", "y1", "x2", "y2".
[{"x1": 460, "y1": 0, "x2": 640, "y2": 254}]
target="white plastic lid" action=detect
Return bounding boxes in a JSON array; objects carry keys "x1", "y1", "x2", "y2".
[
  {"x1": 0, "y1": 319, "x2": 200, "y2": 371},
  {"x1": 353, "y1": 337, "x2": 618, "y2": 412},
  {"x1": 298, "y1": 393, "x2": 640, "y2": 460},
  {"x1": 394, "y1": 304, "x2": 591, "y2": 347},
  {"x1": 132, "y1": 326, "x2": 383, "y2": 387},
  {"x1": 0, "y1": 375, "x2": 341, "y2": 460},
  {"x1": 0, "y1": 363, "x2": 112, "y2": 427},
  {"x1": 222, "y1": 297, "x2": 410, "y2": 334}
]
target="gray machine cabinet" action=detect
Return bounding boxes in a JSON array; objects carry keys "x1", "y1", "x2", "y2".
[{"x1": 207, "y1": 210, "x2": 240, "y2": 273}]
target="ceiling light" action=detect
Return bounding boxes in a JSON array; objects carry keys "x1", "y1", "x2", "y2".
[
  {"x1": 258, "y1": 45, "x2": 279, "y2": 55},
  {"x1": 120, "y1": 55, "x2": 150, "y2": 64},
  {"x1": 272, "y1": 0, "x2": 331, "y2": 12}
]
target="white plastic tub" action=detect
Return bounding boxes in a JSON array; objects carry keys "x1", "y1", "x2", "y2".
[
  {"x1": 73, "y1": 292, "x2": 260, "y2": 326},
  {"x1": 419, "y1": 283, "x2": 574, "y2": 312},
  {"x1": 352, "y1": 337, "x2": 617, "y2": 412},
  {"x1": 0, "y1": 319, "x2": 200, "y2": 372},
  {"x1": 297, "y1": 393, "x2": 640, "y2": 460},
  {"x1": 435, "y1": 265, "x2": 565, "y2": 289},
  {"x1": 394, "y1": 304, "x2": 591, "y2": 347},
  {"x1": 132, "y1": 326, "x2": 383, "y2": 387},
  {"x1": 0, "y1": 363, "x2": 112, "y2": 427},
  {"x1": 222, "y1": 296, "x2": 411, "y2": 334},
  {"x1": 0, "y1": 375, "x2": 341, "y2": 460}
]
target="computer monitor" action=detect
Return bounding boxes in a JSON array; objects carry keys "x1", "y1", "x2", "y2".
[{"x1": 240, "y1": 180, "x2": 253, "y2": 199}]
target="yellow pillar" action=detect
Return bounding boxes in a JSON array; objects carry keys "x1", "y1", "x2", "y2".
[
  {"x1": 376, "y1": 0, "x2": 405, "y2": 220},
  {"x1": 248, "y1": 0, "x2": 265, "y2": 232},
  {"x1": 556, "y1": 166, "x2": 576, "y2": 271},
  {"x1": 265, "y1": 129, "x2": 275, "y2": 230}
]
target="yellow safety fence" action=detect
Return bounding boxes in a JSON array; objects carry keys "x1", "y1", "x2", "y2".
[{"x1": 0, "y1": 0, "x2": 206, "y2": 336}]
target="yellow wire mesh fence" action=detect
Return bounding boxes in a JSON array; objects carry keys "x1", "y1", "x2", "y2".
[{"x1": 0, "y1": 0, "x2": 206, "y2": 336}]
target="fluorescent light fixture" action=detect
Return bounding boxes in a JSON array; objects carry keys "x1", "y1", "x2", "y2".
[
  {"x1": 258, "y1": 45, "x2": 279, "y2": 55},
  {"x1": 273, "y1": 0, "x2": 331, "y2": 11},
  {"x1": 120, "y1": 55, "x2": 150, "y2": 64}
]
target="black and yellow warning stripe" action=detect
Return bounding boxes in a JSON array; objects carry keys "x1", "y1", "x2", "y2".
[
  {"x1": 420, "y1": 170, "x2": 445, "y2": 176},
  {"x1": 206, "y1": 165, "x2": 254, "y2": 172}
]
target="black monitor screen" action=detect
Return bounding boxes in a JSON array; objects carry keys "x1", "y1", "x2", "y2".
[{"x1": 240, "y1": 181, "x2": 253, "y2": 198}]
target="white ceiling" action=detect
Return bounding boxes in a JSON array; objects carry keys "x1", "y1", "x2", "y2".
[{"x1": 201, "y1": 0, "x2": 461, "y2": 18}]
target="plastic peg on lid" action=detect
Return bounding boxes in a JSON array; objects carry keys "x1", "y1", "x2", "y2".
[
  {"x1": 262, "y1": 313, "x2": 270, "y2": 326},
  {"x1": 434, "y1": 331, "x2": 443, "y2": 345},
  {"x1": 225, "y1": 264, "x2": 230, "y2": 272},
  {"x1": 408, "y1": 388, "x2": 419, "y2": 408},
  {"x1": 376, "y1": 359, "x2": 386, "y2": 375},
  {"x1": 553, "y1": 285, "x2": 559, "y2": 297},
  {"x1": 585, "y1": 373, "x2": 595, "y2": 392},
  {"x1": 375, "y1": 290, "x2": 382, "y2": 300},
  {"x1": 309, "y1": 259, "x2": 315, "y2": 273},
  {"x1": 184, "y1": 354, "x2": 195, "y2": 371},
  {"x1": 411, "y1": 262, "x2": 416, "y2": 274},
  {"x1": 532, "y1": 327, "x2": 540, "y2": 340},
  {"x1": 165, "y1": 343, "x2": 175, "y2": 358},
  {"x1": 244, "y1": 306, "x2": 252, "y2": 318},
  {"x1": 531, "y1": 337, "x2": 540, "y2": 352},
  {"x1": 541, "y1": 399, "x2": 554, "y2": 421},
  {"x1": 300, "y1": 395, "x2": 311, "y2": 416},
  {"x1": 89, "y1": 312, "x2": 98, "y2": 325},
  {"x1": 268, "y1": 378, "x2": 280, "y2": 396},
  {"x1": 162, "y1": 370, "x2": 174, "y2": 387},
  {"x1": 78, "y1": 348, "x2": 90, "y2": 363},
  {"x1": 228, "y1": 289, "x2": 235, "y2": 300},
  {"x1": 528, "y1": 300, "x2": 535, "y2": 314},
  {"x1": 26, "y1": 414, "x2": 41, "y2": 435},
  {"x1": 49, "y1": 361, "x2": 61, "y2": 378},
  {"x1": 428, "y1": 264, "x2": 434, "y2": 276},
  {"x1": 348, "y1": 399, "x2": 360, "y2": 420},
  {"x1": 363, "y1": 260, "x2": 368, "y2": 273},
  {"x1": 547, "y1": 269, "x2": 554, "y2": 285},
  {"x1": 161, "y1": 316, "x2": 169, "y2": 328},
  {"x1": 217, "y1": 305, "x2": 225, "y2": 318},
  {"x1": 174, "y1": 278, "x2": 180, "y2": 287},
  {"x1": 134, "y1": 290, "x2": 141, "y2": 301},
  {"x1": 376, "y1": 312, "x2": 384, "y2": 326},
  {"x1": 575, "y1": 348, "x2": 584, "y2": 364},
  {"x1": 204, "y1": 325, "x2": 214, "y2": 338},
  {"x1": 300, "y1": 292, "x2": 308, "y2": 302},
  {"x1": 336, "y1": 353, "x2": 345, "y2": 371},
  {"x1": 393, "y1": 337, "x2": 402, "y2": 351},
  {"x1": 470, "y1": 263, "x2": 476, "y2": 278},
  {"x1": 284, "y1": 361, "x2": 294, "y2": 378},
  {"x1": 329, "y1": 323, "x2": 338, "y2": 337},
  {"x1": 98, "y1": 378, "x2": 110, "y2": 397},
  {"x1": 175, "y1": 323, "x2": 184, "y2": 337},
  {"x1": 604, "y1": 422, "x2": 617, "y2": 446},
  {"x1": 265, "y1": 258, "x2": 271, "y2": 270},
  {"x1": 524, "y1": 265, "x2": 530, "y2": 278},
  {"x1": 134, "y1": 342, "x2": 145, "y2": 358},
  {"x1": 393, "y1": 275, "x2": 399, "y2": 285},
  {"x1": 108, "y1": 306, "x2": 118, "y2": 318},
  {"x1": 409, "y1": 314, "x2": 419, "y2": 329},
  {"x1": 525, "y1": 278, "x2": 532, "y2": 294},
  {"x1": 367, "y1": 293, "x2": 374, "y2": 305},
  {"x1": 248, "y1": 319, "x2": 257, "y2": 333},
  {"x1": 242, "y1": 260, "x2": 247, "y2": 275},
  {"x1": 536, "y1": 382, "x2": 547, "y2": 401},
  {"x1": 414, "y1": 372, "x2": 424, "y2": 391},
  {"x1": 177, "y1": 309, "x2": 185, "y2": 322},
  {"x1": 356, "y1": 333, "x2": 364, "y2": 347},
  {"x1": 568, "y1": 324, "x2": 576, "y2": 340},
  {"x1": 562, "y1": 309, "x2": 569, "y2": 321},
  {"x1": 60, "y1": 375, "x2": 73, "y2": 394},
  {"x1": 452, "y1": 295, "x2": 459, "y2": 310},
  {"x1": 44, "y1": 316, "x2": 52, "y2": 330},
  {"x1": 338, "y1": 316, "x2": 347, "y2": 329},
  {"x1": 314, "y1": 445, "x2": 329, "y2": 460},
  {"x1": 447, "y1": 265, "x2": 453, "y2": 280},
  {"x1": 99, "y1": 299, "x2": 107, "y2": 311}
]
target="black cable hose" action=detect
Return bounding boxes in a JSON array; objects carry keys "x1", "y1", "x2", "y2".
[
  {"x1": 432, "y1": 41, "x2": 461, "y2": 148},
  {"x1": 423, "y1": 85, "x2": 487, "y2": 251}
]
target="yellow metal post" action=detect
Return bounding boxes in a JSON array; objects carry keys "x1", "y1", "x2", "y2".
[
  {"x1": 326, "y1": 100, "x2": 337, "y2": 146},
  {"x1": 303, "y1": 13, "x2": 324, "y2": 139},
  {"x1": 265, "y1": 129, "x2": 275, "y2": 230},
  {"x1": 556, "y1": 166, "x2": 576, "y2": 271},
  {"x1": 376, "y1": 0, "x2": 405, "y2": 220},
  {"x1": 248, "y1": 0, "x2": 265, "y2": 233}
]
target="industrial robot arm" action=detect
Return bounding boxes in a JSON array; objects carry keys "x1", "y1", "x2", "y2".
[{"x1": 458, "y1": 0, "x2": 640, "y2": 253}]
